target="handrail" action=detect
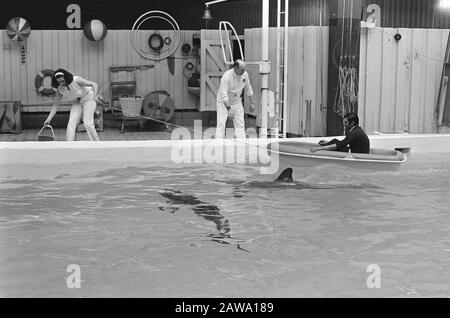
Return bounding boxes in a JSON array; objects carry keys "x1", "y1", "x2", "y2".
[{"x1": 219, "y1": 21, "x2": 244, "y2": 64}]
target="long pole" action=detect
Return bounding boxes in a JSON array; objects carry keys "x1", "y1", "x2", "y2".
[
  {"x1": 205, "y1": 0, "x2": 228, "y2": 6},
  {"x1": 275, "y1": 0, "x2": 281, "y2": 139},
  {"x1": 260, "y1": 0, "x2": 269, "y2": 139},
  {"x1": 282, "y1": 0, "x2": 289, "y2": 139}
]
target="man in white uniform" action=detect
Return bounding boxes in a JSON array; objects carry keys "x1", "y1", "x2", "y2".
[{"x1": 216, "y1": 59, "x2": 255, "y2": 139}]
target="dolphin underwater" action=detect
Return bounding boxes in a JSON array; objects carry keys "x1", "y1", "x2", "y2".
[{"x1": 158, "y1": 189, "x2": 248, "y2": 252}]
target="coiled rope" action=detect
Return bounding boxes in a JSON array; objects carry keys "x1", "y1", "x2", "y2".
[{"x1": 333, "y1": 0, "x2": 359, "y2": 118}]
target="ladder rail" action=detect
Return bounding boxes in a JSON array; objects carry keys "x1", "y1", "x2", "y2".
[
  {"x1": 274, "y1": 0, "x2": 282, "y2": 138},
  {"x1": 274, "y1": 0, "x2": 289, "y2": 138},
  {"x1": 109, "y1": 66, "x2": 138, "y2": 114},
  {"x1": 282, "y1": 0, "x2": 289, "y2": 138}
]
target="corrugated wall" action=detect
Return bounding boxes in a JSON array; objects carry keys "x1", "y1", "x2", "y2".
[
  {"x1": 364, "y1": 0, "x2": 450, "y2": 29},
  {"x1": 217, "y1": 0, "x2": 450, "y2": 31},
  {"x1": 2, "y1": 0, "x2": 330, "y2": 32},
  {"x1": 208, "y1": 0, "x2": 329, "y2": 32},
  {"x1": 4, "y1": 1, "x2": 450, "y2": 31}
]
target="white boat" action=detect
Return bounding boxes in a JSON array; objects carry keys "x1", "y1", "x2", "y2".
[{"x1": 267, "y1": 141, "x2": 408, "y2": 171}]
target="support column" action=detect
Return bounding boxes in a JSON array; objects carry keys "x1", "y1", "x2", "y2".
[
  {"x1": 260, "y1": 0, "x2": 269, "y2": 139},
  {"x1": 326, "y1": 0, "x2": 362, "y2": 136}
]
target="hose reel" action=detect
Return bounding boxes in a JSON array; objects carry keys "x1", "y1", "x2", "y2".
[
  {"x1": 131, "y1": 11, "x2": 181, "y2": 61},
  {"x1": 142, "y1": 90, "x2": 175, "y2": 122}
]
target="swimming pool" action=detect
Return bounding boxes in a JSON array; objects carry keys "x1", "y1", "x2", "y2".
[{"x1": 0, "y1": 135, "x2": 449, "y2": 297}]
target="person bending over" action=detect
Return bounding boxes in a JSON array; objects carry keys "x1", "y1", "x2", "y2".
[
  {"x1": 311, "y1": 113, "x2": 370, "y2": 154},
  {"x1": 44, "y1": 68, "x2": 101, "y2": 141}
]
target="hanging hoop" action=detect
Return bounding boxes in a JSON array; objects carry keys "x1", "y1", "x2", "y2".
[{"x1": 131, "y1": 10, "x2": 181, "y2": 61}]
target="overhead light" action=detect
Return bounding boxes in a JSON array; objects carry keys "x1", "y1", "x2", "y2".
[{"x1": 439, "y1": 0, "x2": 450, "y2": 9}]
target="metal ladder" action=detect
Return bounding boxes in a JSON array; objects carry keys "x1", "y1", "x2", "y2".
[
  {"x1": 109, "y1": 66, "x2": 138, "y2": 115},
  {"x1": 274, "y1": 0, "x2": 289, "y2": 138}
]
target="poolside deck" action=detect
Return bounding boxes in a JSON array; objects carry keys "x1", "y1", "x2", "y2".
[{"x1": 0, "y1": 126, "x2": 221, "y2": 142}]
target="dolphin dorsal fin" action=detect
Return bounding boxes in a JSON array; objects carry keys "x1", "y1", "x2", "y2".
[{"x1": 275, "y1": 168, "x2": 293, "y2": 183}]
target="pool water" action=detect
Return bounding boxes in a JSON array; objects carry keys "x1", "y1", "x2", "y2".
[{"x1": 0, "y1": 153, "x2": 449, "y2": 297}]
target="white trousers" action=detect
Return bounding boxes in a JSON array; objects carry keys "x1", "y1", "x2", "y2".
[
  {"x1": 66, "y1": 90, "x2": 100, "y2": 141},
  {"x1": 216, "y1": 102, "x2": 245, "y2": 139}
]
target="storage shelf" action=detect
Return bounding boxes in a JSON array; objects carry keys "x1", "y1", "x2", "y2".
[{"x1": 110, "y1": 81, "x2": 137, "y2": 86}]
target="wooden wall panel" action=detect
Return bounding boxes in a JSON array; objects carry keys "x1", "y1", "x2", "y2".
[
  {"x1": 0, "y1": 32, "x2": 5, "y2": 100},
  {"x1": 319, "y1": 27, "x2": 329, "y2": 136},
  {"x1": 437, "y1": 30, "x2": 450, "y2": 134},
  {"x1": 379, "y1": 28, "x2": 397, "y2": 133},
  {"x1": 365, "y1": 28, "x2": 383, "y2": 135},
  {"x1": 409, "y1": 29, "x2": 427, "y2": 134},
  {"x1": 287, "y1": 27, "x2": 302, "y2": 135},
  {"x1": 245, "y1": 28, "x2": 262, "y2": 125},
  {"x1": 245, "y1": 26, "x2": 328, "y2": 136},
  {"x1": 19, "y1": 41, "x2": 28, "y2": 106},
  {"x1": 359, "y1": 27, "x2": 449, "y2": 134},
  {"x1": 358, "y1": 27, "x2": 368, "y2": 131},
  {"x1": 200, "y1": 30, "x2": 231, "y2": 111},
  {"x1": 0, "y1": 30, "x2": 200, "y2": 112}
]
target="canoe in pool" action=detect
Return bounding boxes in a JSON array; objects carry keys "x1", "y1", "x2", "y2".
[{"x1": 267, "y1": 141, "x2": 408, "y2": 171}]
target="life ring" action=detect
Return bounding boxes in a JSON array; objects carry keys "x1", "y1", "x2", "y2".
[{"x1": 35, "y1": 69, "x2": 57, "y2": 96}]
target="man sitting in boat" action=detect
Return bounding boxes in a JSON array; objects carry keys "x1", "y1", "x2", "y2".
[{"x1": 311, "y1": 113, "x2": 370, "y2": 154}]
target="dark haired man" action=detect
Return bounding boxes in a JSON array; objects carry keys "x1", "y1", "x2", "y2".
[{"x1": 311, "y1": 113, "x2": 370, "y2": 154}]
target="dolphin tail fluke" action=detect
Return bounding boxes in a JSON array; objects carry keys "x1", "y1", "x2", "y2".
[{"x1": 275, "y1": 168, "x2": 294, "y2": 183}]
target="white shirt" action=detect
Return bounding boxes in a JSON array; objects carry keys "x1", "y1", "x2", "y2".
[
  {"x1": 217, "y1": 69, "x2": 253, "y2": 106},
  {"x1": 58, "y1": 76, "x2": 91, "y2": 100}
]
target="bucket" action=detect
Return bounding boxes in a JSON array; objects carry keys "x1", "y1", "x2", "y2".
[{"x1": 38, "y1": 124, "x2": 55, "y2": 141}]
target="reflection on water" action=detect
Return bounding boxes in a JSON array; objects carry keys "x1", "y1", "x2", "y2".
[{"x1": 0, "y1": 153, "x2": 449, "y2": 297}]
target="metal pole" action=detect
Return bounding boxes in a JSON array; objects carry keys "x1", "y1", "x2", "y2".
[
  {"x1": 282, "y1": 0, "x2": 289, "y2": 139},
  {"x1": 205, "y1": 0, "x2": 229, "y2": 6},
  {"x1": 260, "y1": 0, "x2": 269, "y2": 139},
  {"x1": 274, "y1": 0, "x2": 281, "y2": 139}
]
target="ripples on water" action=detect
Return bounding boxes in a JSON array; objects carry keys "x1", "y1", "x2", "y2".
[{"x1": 0, "y1": 153, "x2": 449, "y2": 297}]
